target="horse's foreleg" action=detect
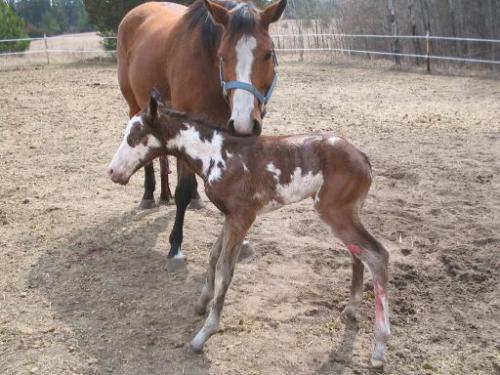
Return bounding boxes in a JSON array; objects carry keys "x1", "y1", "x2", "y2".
[
  {"x1": 195, "y1": 232, "x2": 223, "y2": 316},
  {"x1": 159, "y1": 156, "x2": 173, "y2": 205},
  {"x1": 190, "y1": 215, "x2": 255, "y2": 352},
  {"x1": 167, "y1": 161, "x2": 197, "y2": 261},
  {"x1": 139, "y1": 163, "x2": 156, "y2": 209}
]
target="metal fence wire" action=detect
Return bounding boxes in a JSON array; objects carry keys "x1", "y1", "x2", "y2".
[{"x1": 1, "y1": 33, "x2": 500, "y2": 68}]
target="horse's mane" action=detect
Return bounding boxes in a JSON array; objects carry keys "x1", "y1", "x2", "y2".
[
  {"x1": 184, "y1": 0, "x2": 260, "y2": 56},
  {"x1": 158, "y1": 105, "x2": 242, "y2": 137}
]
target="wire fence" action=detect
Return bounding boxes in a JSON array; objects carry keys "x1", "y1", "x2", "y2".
[{"x1": 1, "y1": 32, "x2": 500, "y2": 71}]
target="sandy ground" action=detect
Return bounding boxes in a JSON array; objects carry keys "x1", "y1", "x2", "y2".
[{"x1": 0, "y1": 62, "x2": 499, "y2": 375}]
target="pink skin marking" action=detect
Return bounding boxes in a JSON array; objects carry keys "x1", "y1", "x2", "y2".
[
  {"x1": 373, "y1": 281, "x2": 390, "y2": 335},
  {"x1": 347, "y1": 244, "x2": 362, "y2": 256}
]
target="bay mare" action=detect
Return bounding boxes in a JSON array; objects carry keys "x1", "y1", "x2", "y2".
[
  {"x1": 107, "y1": 93, "x2": 391, "y2": 369},
  {"x1": 117, "y1": 0, "x2": 287, "y2": 263}
]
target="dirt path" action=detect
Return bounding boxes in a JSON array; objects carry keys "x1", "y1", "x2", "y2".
[{"x1": 0, "y1": 62, "x2": 499, "y2": 375}]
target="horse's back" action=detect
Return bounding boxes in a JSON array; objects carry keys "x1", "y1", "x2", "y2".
[{"x1": 118, "y1": 2, "x2": 187, "y2": 113}]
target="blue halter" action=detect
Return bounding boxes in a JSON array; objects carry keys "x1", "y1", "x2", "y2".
[{"x1": 219, "y1": 48, "x2": 278, "y2": 118}]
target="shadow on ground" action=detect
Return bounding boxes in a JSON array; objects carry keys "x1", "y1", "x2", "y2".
[{"x1": 29, "y1": 209, "x2": 211, "y2": 375}]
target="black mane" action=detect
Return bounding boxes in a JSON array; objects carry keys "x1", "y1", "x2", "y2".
[
  {"x1": 184, "y1": 0, "x2": 260, "y2": 55},
  {"x1": 158, "y1": 104, "x2": 247, "y2": 137}
]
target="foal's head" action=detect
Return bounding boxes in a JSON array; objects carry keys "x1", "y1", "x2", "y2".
[
  {"x1": 107, "y1": 93, "x2": 166, "y2": 185},
  {"x1": 205, "y1": 0, "x2": 286, "y2": 136}
]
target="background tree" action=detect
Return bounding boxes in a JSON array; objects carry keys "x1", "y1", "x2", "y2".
[
  {"x1": 11, "y1": 0, "x2": 92, "y2": 36},
  {"x1": 0, "y1": 0, "x2": 30, "y2": 53}
]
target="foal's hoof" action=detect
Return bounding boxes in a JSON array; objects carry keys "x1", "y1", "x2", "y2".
[
  {"x1": 189, "y1": 341, "x2": 204, "y2": 354},
  {"x1": 189, "y1": 198, "x2": 205, "y2": 210},
  {"x1": 139, "y1": 199, "x2": 156, "y2": 210},
  {"x1": 194, "y1": 303, "x2": 207, "y2": 316},
  {"x1": 166, "y1": 255, "x2": 187, "y2": 273},
  {"x1": 341, "y1": 304, "x2": 359, "y2": 321},
  {"x1": 238, "y1": 241, "x2": 255, "y2": 261},
  {"x1": 370, "y1": 357, "x2": 385, "y2": 370}
]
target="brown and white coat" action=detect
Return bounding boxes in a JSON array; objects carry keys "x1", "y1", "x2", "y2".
[{"x1": 108, "y1": 96, "x2": 391, "y2": 368}]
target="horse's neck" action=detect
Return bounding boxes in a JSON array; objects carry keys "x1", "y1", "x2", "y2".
[
  {"x1": 170, "y1": 22, "x2": 229, "y2": 126},
  {"x1": 165, "y1": 121, "x2": 226, "y2": 182}
]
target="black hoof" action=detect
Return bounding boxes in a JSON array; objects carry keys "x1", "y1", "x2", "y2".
[
  {"x1": 139, "y1": 199, "x2": 156, "y2": 210},
  {"x1": 239, "y1": 242, "x2": 255, "y2": 261},
  {"x1": 189, "y1": 198, "x2": 205, "y2": 210}
]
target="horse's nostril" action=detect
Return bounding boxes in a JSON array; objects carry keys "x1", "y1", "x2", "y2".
[
  {"x1": 108, "y1": 168, "x2": 114, "y2": 176},
  {"x1": 253, "y1": 120, "x2": 262, "y2": 136},
  {"x1": 227, "y1": 119, "x2": 236, "y2": 134}
]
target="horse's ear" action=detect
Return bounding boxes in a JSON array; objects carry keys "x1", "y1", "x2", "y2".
[
  {"x1": 147, "y1": 90, "x2": 159, "y2": 122},
  {"x1": 204, "y1": 0, "x2": 229, "y2": 27},
  {"x1": 260, "y1": 0, "x2": 287, "y2": 26}
]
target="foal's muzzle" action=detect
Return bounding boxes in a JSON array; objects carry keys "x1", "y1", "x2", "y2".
[{"x1": 227, "y1": 119, "x2": 262, "y2": 136}]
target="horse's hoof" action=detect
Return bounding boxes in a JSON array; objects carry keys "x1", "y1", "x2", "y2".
[
  {"x1": 189, "y1": 198, "x2": 205, "y2": 210},
  {"x1": 139, "y1": 199, "x2": 156, "y2": 210},
  {"x1": 189, "y1": 341, "x2": 203, "y2": 354},
  {"x1": 371, "y1": 357, "x2": 385, "y2": 370},
  {"x1": 194, "y1": 303, "x2": 207, "y2": 316},
  {"x1": 238, "y1": 241, "x2": 255, "y2": 261},
  {"x1": 341, "y1": 304, "x2": 358, "y2": 321},
  {"x1": 158, "y1": 197, "x2": 173, "y2": 206},
  {"x1": 166, "y1": 255, "x2": 187, "y2": 273}
]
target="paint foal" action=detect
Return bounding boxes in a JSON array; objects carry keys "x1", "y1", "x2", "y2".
[
  {"x1": 107, "y1": 95, "x2": 391, "y2": 368},
  {"x1": 118, "y1": 0, "x2": 286, "y2": 264}
]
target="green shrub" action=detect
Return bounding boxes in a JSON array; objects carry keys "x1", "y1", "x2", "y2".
[{"x1": 0, "y1": 2, "x2": 30, "y2": 53}]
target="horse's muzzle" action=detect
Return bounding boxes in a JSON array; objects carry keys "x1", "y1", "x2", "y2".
[{"x1": 227, "y1": 119, "x2": 262, "y2": 136}]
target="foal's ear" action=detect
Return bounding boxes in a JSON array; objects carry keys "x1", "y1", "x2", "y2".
[
  {"x1": 260, "y1": 0, "x2": 287, "y2": 26},
  {"x1": 204, "y1": 0, "x2": 229, "y2": 27},
  {"x1": 147, "y1": 90, "x2": 159, "y2": 122}
]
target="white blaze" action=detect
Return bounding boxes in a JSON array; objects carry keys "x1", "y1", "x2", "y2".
[
  {"x1": 231, "y1": 35, "x2": 257, "y2": 135},
  {"x1": 108, "y1": 116, "x2": 161, "y2": 180}
]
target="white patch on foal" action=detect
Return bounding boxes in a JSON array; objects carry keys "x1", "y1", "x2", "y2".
[
  {"x1": 276, "y1": 167, "x2": 324, "y2": 204},
  {"x1": 266, "y1": 163, "x2": 281, "y2": 182},
  {"x1": 230, "y1": 35, "x2": 257, "y2": 134},
  {"x1": 167, "y1": 124, "x2": 226, "y2": 184},
  {"x1": 108, "y1": 115, "x2": 161, "y2": 179}
]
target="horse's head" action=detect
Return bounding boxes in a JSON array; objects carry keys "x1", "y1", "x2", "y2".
[
  {"x1": 205, "y1": 0, "x2": 287, "y2": 136},
  {"x1": 107, "y1": 92, "x2": 165, "y2": 185}
]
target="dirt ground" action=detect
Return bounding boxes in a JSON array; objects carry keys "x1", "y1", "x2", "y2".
[{"x1": 0, "y1": 62, "x2": 499, "y2": 375}]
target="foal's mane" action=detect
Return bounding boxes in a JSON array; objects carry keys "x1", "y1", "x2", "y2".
[
  {"x1": 184, "y1": 0, "x2": 260, "y2": 55},
  {"x1": 158, "y1": 105, "x2": 244, "y2": 137}
]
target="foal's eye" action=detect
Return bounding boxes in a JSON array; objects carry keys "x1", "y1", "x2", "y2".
[{"x1": 264, "y1": 51, "x2": 272, "y2": 61}]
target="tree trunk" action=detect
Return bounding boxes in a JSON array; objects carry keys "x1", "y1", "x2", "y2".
[{"x1": 408, "y1": 0, "x2": 421, "y2": 64}]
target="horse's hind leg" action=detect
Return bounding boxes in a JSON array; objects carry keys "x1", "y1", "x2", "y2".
[
  {"x1": 343, "y1": 255, "x2": 364, "y2": 319},
  {"x1": 316, "y1": 203, "x2": 390, "y2": 368}
]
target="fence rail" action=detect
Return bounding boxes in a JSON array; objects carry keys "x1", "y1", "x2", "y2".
[{"x1": 2, "y1": 33, "x2": 500, "y2": 70}]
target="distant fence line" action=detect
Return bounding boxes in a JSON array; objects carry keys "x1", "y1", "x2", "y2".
[{"x1": 1, "y1": 33, "x2": 500, "y2": 69}]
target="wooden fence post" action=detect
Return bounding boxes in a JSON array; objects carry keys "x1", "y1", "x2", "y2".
[
  {"x1": 43, "y1": 34, "x2": 50, "y2": 65},
  {"x1": 426, "y1": 30, "x2": 431, "y2": 73}
]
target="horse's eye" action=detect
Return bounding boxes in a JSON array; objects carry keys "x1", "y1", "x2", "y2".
[{"x1": 264, "y1": 51, "x2": 272, "y2": 61}]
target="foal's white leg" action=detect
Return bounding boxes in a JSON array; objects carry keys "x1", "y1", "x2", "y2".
[
  {"x1": 347, "y1": 244, "x2": 390, "y2": 368},
  {"x1": 194, "y1": 233, "x2": 223, "y2": 316},
  {"x1": 190, "y1": 216, "x2": 254, "y2": 352}
]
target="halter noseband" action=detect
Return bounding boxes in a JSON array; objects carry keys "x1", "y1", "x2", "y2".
[{"x1": 219, "y1": 47, "x2": 279, "y2": 118}]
